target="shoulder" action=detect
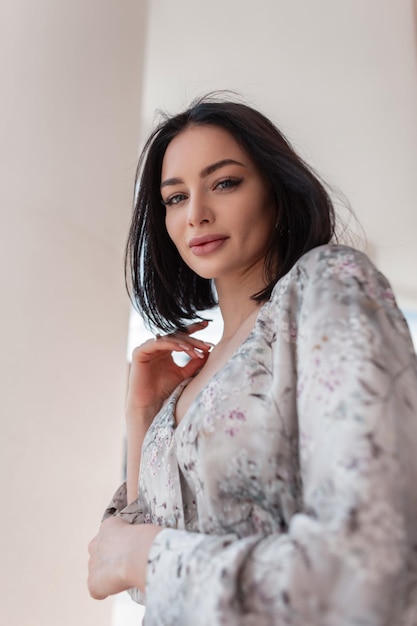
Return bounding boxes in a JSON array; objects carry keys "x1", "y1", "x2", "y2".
[
  {"x1": 270, "y1": 244, "x2": 394, "y2": 305},
  {"x1": 290, "y1": 244, "x2": 383, "y2": 287},
  {"x1": 258, "y1": 245, "x2": 414, "y2": 365},
  {"x1": 265, "y1": 244, "x2": 409, "y2": 339}
]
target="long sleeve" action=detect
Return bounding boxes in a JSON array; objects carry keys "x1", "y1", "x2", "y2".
[{"x1": 143, "y1": 246, "x2": 417, "y2": 626}]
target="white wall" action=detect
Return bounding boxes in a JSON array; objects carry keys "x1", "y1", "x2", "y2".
[
  {"x1": 140, "y1": 0, "x2": 417, "y2": 303},
  {"x1": 0, "y1": 2, "x2": 146, "y2": 624}
]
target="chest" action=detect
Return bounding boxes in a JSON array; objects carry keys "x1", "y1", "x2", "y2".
[
  {"x1": 140, "y1": 302, "x2": 302, "y2": 535},
  {"x1": 175, "y1": 310, "x2": 260, "y2": 424},
  {"x1": 175, "y1": 340, "x2": 242, "y2": 424},
  {"x1": 176, "y1": 333, "x2": 300, "y2": 517}
]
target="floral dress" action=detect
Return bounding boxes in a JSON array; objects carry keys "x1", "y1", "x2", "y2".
[{"x1": 104, "y1": 245, "x2": 417, "y2": 626}]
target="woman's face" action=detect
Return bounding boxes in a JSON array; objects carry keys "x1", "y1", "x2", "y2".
[{"x1": 161, "y1": 124, "x2": 275, "y2": 284}]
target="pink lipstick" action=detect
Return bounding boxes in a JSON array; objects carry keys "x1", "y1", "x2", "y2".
[{"x1": 188, "y1": 234, "x2": 228, "y2": 257}]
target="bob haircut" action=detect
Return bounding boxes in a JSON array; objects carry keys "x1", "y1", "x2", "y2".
[{"x1": 126, "y1": 95, "x2": 337, "y2": 332}]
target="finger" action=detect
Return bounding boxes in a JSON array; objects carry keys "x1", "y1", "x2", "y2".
[
  {"x1": 151, "y1": 335, "x2": 213, "y2": 357},
  {"x1": 87, "y1": 572, "x2": 107, "y2": 601},
  {"x1": 157, "y1": 338, "x2": 210, "y2": 361},
  {"x1": 184, "y1": 320, "x2": 210, "y2": 334},
  {"x1": 181, "y1": 349, "x2": 210, "y2": 378},
  {"x1": 133, "y1": 334, "x2": 213, "y2": 364},
  {"x1": 88, "y1": 537, "x2": 97, "y2": 555},
  {"x1": 153, "y1": 321, "x2": 209, "y2": 341},
  {"x1": 174, "y1": 334, "x2": 215, "y2": 350}
]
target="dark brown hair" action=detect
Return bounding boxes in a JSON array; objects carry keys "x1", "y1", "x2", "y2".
[{"x1": 126, "y1": 95, "x2": 336, "y2": 331}]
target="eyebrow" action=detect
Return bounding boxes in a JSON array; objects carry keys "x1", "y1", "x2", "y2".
[{"x1": 160, "y1": 158, "x2": 246, "y2": 189}]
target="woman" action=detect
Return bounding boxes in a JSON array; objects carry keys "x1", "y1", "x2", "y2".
[{"x1": 88, "y1": 97, "x2": 417, "y2": 625}]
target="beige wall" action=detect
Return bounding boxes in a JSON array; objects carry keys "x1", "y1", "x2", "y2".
[
  {"x1": 1, "y1": 2, "x2": 416, "y2": 626},
  {"x1": 0, "y1": 2, "x2": 146, "y2": 624}
]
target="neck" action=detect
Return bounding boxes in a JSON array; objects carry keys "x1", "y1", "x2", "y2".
[{"x1": 215, "y1": 271, "x2": 266, "y2": 341}]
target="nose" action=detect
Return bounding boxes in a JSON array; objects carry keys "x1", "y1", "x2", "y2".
[{"x1": 186, "y1": 192, "x2": 213, "y2": 227}]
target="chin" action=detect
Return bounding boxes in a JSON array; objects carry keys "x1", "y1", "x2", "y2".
[
  {"x1": 191, "y1": 269, "x2": 216, "y2": 280},
  {"x1": 183, "y1": 260, "x2": 216, "y2": 280}
]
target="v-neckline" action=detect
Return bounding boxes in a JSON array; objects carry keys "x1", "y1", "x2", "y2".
[{"x1": 170, "y1": 296, "x2": 271, "y2": 432}]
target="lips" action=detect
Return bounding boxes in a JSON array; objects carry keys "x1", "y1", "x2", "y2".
[
  {"x1": 188, "y1": 234, "x2": 227, "y2": 247},
  {"x1": 188, "y1": 234, "x2": 228, "y2": 256}
]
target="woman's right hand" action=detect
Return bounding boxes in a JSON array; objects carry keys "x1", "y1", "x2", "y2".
[
  {"x1": 125, "y1": 320, "x2": 212, "y2": 503},
  {"x1": 125, "y1": 320, "x2": 212, "y2": 420}
]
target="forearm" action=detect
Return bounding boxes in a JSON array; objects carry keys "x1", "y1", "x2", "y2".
[
  {"x1": 126, "y1": 407, "x2": 158, "y2": 504},
  {"x1": 124, "y1": 327, "x2": 212, "y2": 504},
  {"x1": 145, "y1": 512, "x2": 405, "y2": 626}
]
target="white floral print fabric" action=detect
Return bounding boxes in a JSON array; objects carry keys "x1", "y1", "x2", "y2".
[{"x1": 105, "y1": 245, "x2": 417, "y2": 626}]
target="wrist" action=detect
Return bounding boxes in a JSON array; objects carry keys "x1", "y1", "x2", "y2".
[
  {"x1": 124, "y1": 525, "x2": 163, "y2": 593},
  {"x1": 125, "y1": 404, "x2": 160, "y2": 425}
]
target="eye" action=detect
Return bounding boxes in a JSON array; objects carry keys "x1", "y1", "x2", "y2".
[
  {"x1": 162, "y1": 193, "x2": 188, "y2": 207},
  {"x1": 214, "y1": 177, "x2": 242, "y2": 191}
]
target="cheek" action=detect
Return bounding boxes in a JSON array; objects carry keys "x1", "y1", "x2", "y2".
[
  {"x1": 247, "y1": 206, "x2": 276, "y2": 250},
  {"x1": 245, "y1": 203, "x2": 275, "y2": 235}
]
